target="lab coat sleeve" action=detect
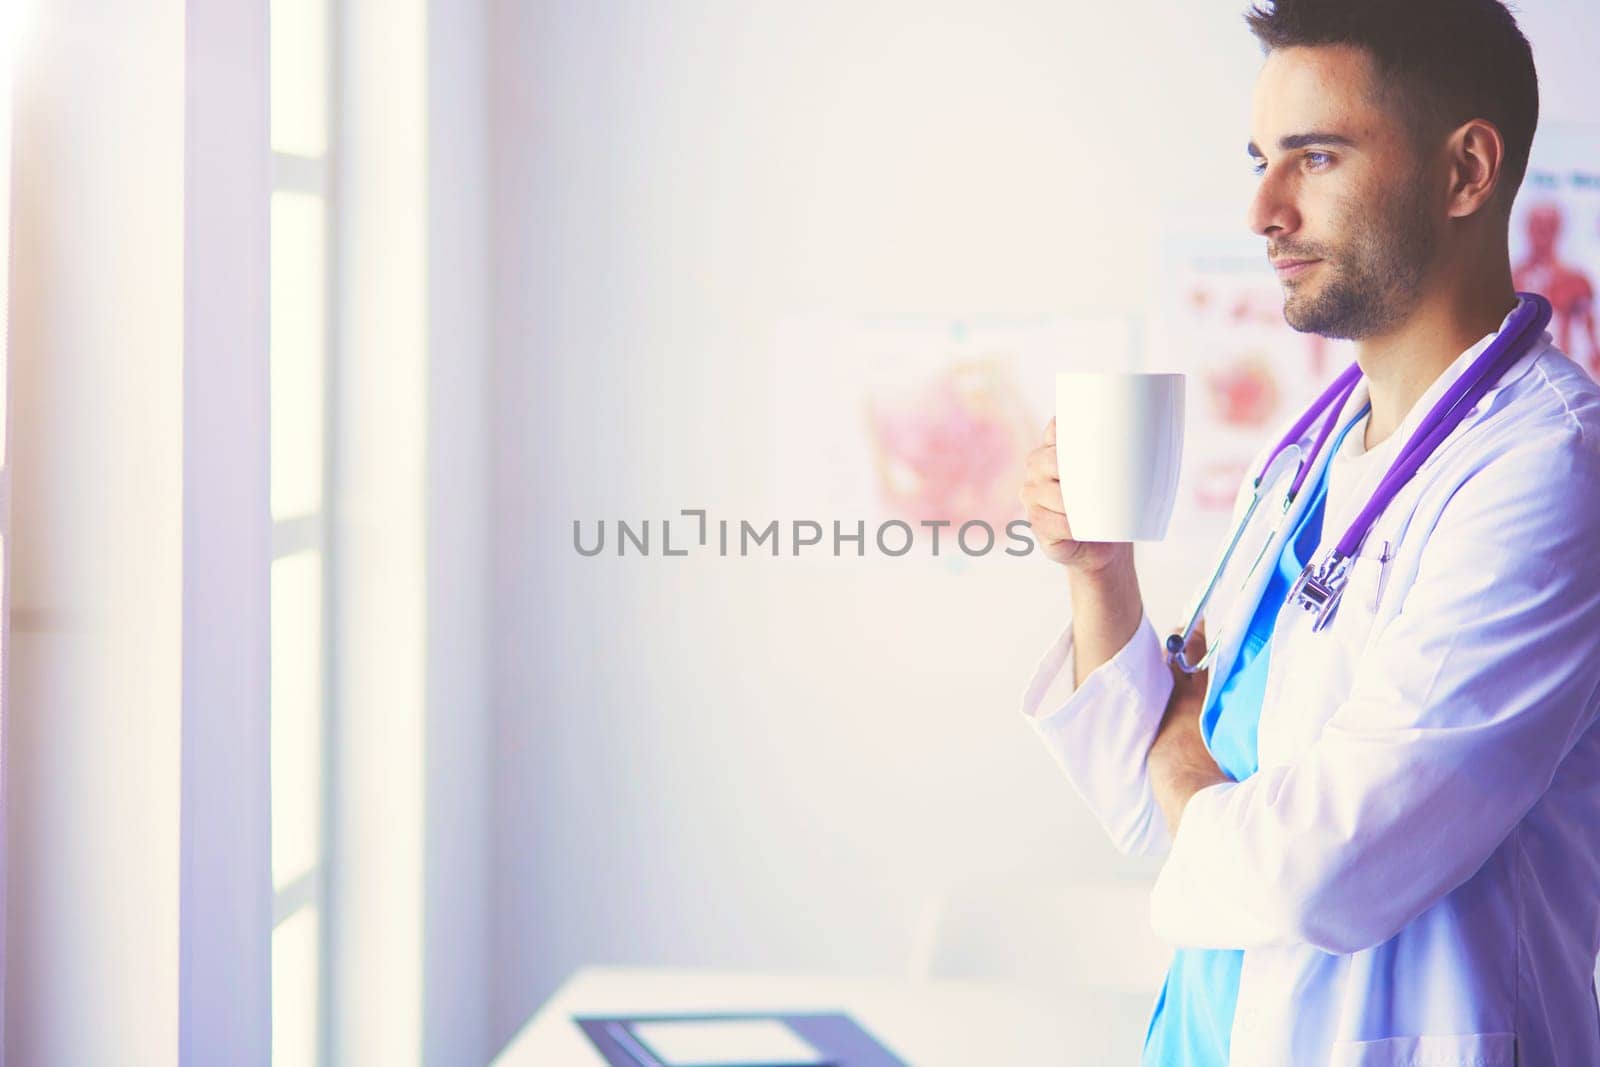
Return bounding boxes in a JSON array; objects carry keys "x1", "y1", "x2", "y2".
[
  {"x1": 1014, "y1": 391, "x2": 1301, "y2": 859},
  {"x1": 1147, "y1": 430, "x2": 1600, "y2": 955},
  {"x1": 1015, "y1": 417, "x2": 1281, "y2": 859},
  {"x1": 1019, "y1": 610, "x2": 1176, "y2": 857}
]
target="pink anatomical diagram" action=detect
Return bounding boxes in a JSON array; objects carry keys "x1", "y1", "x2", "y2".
[
  {"x1": 1513, "y1": 200, "x2": 1600, "y2": 377},
  {"x1": 1204, "y1": 353, "x2": 1280, "y2": 428},
  {"x1": 864, "y1": 358, "x2": 1035, "y2": 530}
]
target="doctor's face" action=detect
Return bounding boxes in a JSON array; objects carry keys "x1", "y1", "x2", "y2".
[{"x1": 1246, "y1": 45, "x2": 1442, "y2": 340}]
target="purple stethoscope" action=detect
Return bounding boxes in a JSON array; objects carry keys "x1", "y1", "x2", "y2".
[{"x1": 1166, "y1": 291, "x2": 1554, "y2": 674}]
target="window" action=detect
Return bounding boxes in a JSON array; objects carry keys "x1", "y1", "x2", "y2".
[{"x1": 269, "y1": 0, "x2": 334, "y2": 1062}]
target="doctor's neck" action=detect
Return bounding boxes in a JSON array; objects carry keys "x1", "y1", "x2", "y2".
[{"x1": 1350, "y1": 251, "x2": 1518, "y2": 453}]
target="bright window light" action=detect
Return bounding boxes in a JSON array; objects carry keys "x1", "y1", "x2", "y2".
[
  {"x1": 270, "y1": 190, "x2": 327, "y2": 522},
  {"x1": 270, "y1": 0, "x2": 329, "y2": 158},
  {"x1": 272, "y1": 905, "x2": 321, "y2": 1067},
  {"x1": 271, "y1": 549, "x2": 324, "y2": 890}
]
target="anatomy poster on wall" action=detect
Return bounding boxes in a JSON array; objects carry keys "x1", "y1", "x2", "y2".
[
  {"x1": 770, "y1": 315, "x2": 1131, "y2": 567},
  {"x1": 1512, "y1": 123, "x2": 1600, "y2": 380},
  {"x1": 1146, "y1": 236, "x2": 1354, "y2": 554}
]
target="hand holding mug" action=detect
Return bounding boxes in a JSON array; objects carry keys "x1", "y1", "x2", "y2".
[{"x1": 1019, "y1": 417, "x2": 1135, "y2": 575}]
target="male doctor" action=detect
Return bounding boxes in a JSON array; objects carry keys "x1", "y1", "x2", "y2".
[{"x1": 1018, "y1": 1, "x2": 1600, "y2": 1064}]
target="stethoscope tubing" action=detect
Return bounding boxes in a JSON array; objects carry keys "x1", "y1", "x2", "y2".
[
  {"x1": 1165, "y1": 291, "x2": 1554, "y2": 673},
  {"x1": 1326, "y1": 292, "x2": 1552, "y2": 563}
]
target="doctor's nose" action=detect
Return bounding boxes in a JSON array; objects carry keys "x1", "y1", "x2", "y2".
[{"x1": 1247, "y1": 170, "x2": 1302, "y2": 238}]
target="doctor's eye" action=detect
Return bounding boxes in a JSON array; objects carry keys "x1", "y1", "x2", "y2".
[
  {"x1": 1250, "y1": 158, "x2": 1267, "y2": 176},
  {"x1": 1303, "y1": 151, "x2": 1333, "y2": 170}
]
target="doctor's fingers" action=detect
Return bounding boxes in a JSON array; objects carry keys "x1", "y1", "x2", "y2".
[
  {"x1": 1018, "y1": 474, "x2": 1065, "y2": 516},
  {"x1": 1022, "y1": 502, "x2": 1072, "y2": 544},
  {"x1": 1024, "y1": 442, "x2": 1059, "y2": 483},
  {"x1": 1185, "y1": 621, "x2": 1211, "y2": 668}
]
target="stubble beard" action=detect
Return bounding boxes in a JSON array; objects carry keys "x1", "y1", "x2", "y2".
[{"x1": 1282, "y1": 179, "x2": 1438, "y2": 341}]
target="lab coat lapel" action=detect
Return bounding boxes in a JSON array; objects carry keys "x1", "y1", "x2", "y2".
[
  {"x1": 1201, "y1": 380, "x2": 1369, "y2": 705},
  {"x1": 1194, "y1": 317, "x2": 1550, "y2": 724}
]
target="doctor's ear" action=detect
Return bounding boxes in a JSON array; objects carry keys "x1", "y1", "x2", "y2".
[{"x1": 1444, "y1": 118, "x2": 1506, "y2": 220}]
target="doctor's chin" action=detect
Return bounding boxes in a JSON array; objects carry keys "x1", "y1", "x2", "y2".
[{"x1": 7, "y1": 0, "x2": 1600, "y2": 1065}]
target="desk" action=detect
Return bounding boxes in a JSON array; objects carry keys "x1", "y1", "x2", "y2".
[{"x1": 491, "y1": 966, "x2": 1150, "y2": 1066}]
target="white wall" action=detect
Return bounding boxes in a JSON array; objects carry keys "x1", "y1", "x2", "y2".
[
  {"x1": 423, "y1": 0, "x2": 493, "y2": 1054},
  {"x1": 332, "y1": 0, "x2": 429, "y2": 1063},
  {"x1": 7, "y1": 1, "x2": 281, "y2": 1060},
  {"x1": 329, "y1": 2, "x2": 493, "y2": 1064},
  {"x1": 181, "y1": 0, "x2": 274, "y2": 1062},
  {"x1": 7, "y1": 3, "x2": 186, "y2": 1062},
  {"x1": 485, "y1": 2, "x2": 1249, "y2": 1042},
  {"x1": 484, "y1": 0, "x2": 1600, "y2": 1048}
]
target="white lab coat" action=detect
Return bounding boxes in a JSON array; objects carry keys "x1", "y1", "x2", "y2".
[{"x1": 1020, "y1": 320, "x2": 1600, "y2": 1066}]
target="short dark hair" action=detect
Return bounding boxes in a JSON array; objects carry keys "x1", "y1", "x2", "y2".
[{"x1": 1244, "y1": 0, "x2": 1539, "y2": 212}]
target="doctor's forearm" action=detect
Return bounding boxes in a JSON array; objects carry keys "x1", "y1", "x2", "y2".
[
  {"x1": 1150, "y1": 760, "x2": 1231, "y2": 838},
  {"x1": 1066, "y1": 548, "x2": 1144, "y2": 688}
]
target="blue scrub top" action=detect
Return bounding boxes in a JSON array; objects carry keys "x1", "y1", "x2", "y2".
[{"x1": 1140, "y1": 405, "x2": 1368, "y2": 1066}]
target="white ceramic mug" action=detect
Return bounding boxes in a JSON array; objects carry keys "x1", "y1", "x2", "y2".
[{"x1": 1054, "y1": 372, "x2": 1185, "y2": 542}]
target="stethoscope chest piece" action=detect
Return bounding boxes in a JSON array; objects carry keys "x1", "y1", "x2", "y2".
[{"x1": 1288, "y1": 553, "x2": 1353, "y2": 632}]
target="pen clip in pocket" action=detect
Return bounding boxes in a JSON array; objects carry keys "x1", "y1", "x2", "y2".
[{"x1": 1353, "y1": 538, "x2": 1393, "y2": 615}]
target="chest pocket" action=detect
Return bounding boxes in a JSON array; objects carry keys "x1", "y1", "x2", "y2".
[
  {"x1": 1256, "y1": 523, "x2": 1406, "y2": 764},
  {"x1": 1342, "y1": 536, "x2": 1393, "y2": 621}
]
